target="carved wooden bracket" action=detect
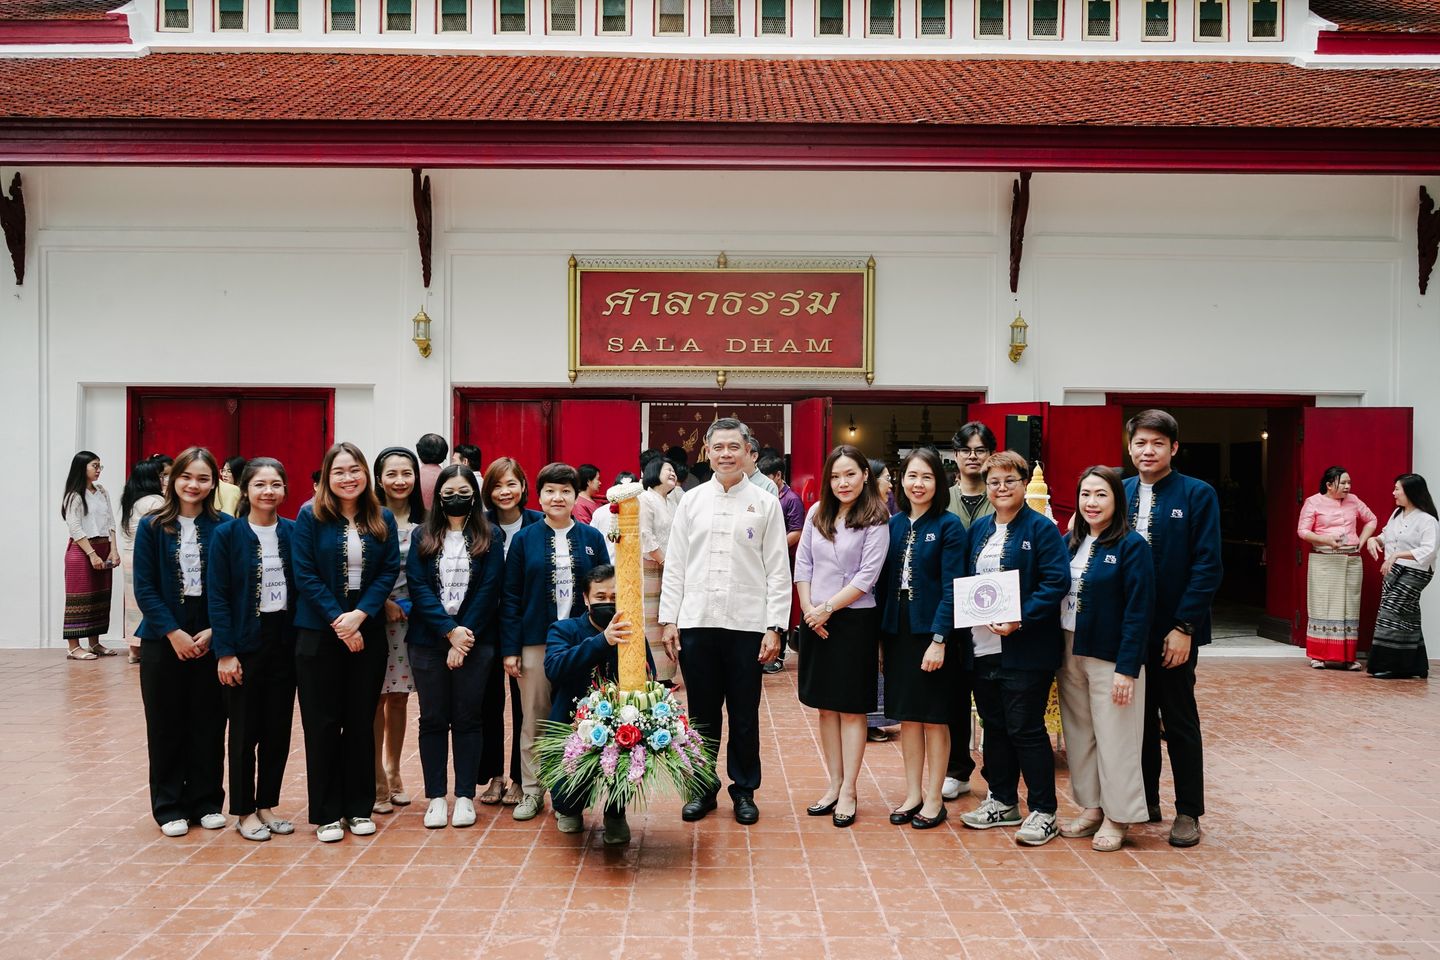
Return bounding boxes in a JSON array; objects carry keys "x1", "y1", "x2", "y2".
[
  {"x1": 412, "y1": 167, "x2": 432, "y2": 289},
  {"x1": 1009, "y1": 171, "x2": 1031, "y2": 295},
  {"x1": 1421, "y1": 185, "x2": 1439, "y2": 296},
  {"x1": 0, "y1": 173, "x2": 25, "y2": 286}
]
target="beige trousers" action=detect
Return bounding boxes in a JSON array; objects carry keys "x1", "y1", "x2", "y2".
[
  {"x1": 517, "y1": 644, "x2": 552, "y2": 797},
  {"x1": 1057, "y1": 630, "x2": 1149, "y2": 824}
]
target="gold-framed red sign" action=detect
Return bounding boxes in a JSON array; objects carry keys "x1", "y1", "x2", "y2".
[{"x1": 569, "y1": 254, "x2": 875, "y2": 387}]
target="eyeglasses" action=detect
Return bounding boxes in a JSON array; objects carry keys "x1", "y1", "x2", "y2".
[
  {"x1": 985, "y1": 478, "x2": 1023, "y2": 490},
  {"x1": 960, "y1": 448, "x2": 991, "y2": 459}
]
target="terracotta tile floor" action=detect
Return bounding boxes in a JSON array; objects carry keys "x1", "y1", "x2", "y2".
[{"x1": 3, "y1": 650, "x2": 1439, "y2": 960}]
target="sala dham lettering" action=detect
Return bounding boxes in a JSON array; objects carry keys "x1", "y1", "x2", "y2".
[{"x1": 606, "y1": 337, "x2": 834, "y2": 355}]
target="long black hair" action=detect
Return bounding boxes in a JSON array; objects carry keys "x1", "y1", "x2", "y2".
[
  {"x1": 1068, "y1": 466, "x2": 1131, "y2": 550},
  {"x1": 236, "y1": 457, "x2": 288, "y2": 519},
  {"x1": 1395, "y1": 473, "x2": 1438, "y2": 520},
  {"x1": 151, "y1": 446, "x2": 223, "y2": 532},
  {"x1": 60, "y1": 450, "x2": 100, "y2": 519},
  {"x1": 372, "y1": 446, "x2": 426, "y2": 524},
  {"x1": 120, "y1": 459, "x2": 165, "y2": 532},
  {"x1": 417, "y1": 464, "x2": 492, "y2": 559}
]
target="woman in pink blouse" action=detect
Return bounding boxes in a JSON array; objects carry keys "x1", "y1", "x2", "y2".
[{"x1": 1297, "y1": 466, "x2": 1377, "y2": 669}]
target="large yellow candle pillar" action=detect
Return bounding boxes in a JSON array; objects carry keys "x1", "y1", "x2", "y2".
[{"x1": 607, "y1": 481, "x2": 648, "y2": 692}]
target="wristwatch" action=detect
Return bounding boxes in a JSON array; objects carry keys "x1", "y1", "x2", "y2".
[
  {"x1": 1175, "y1": 621, "x2": 1195, "y2": 636},
  {"x1": 767, "y1": 625, "x2": 786, "y2": 635},
  {"x1": 930, "y1": 633, "x2": 947, "y2": 646},
  {"x1": 822, "y1": 601, "x2": 834, "y2": 614}
]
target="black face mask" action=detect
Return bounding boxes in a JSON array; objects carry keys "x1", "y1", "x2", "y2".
[
  {"x1": 440, "y1": 494, "x2": 475, "y2": 517},
  {"x1": 588, "y1": 603, "x2": 617, "y2": 631}
]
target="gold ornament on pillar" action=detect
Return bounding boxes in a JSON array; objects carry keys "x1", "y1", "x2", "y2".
[
  {"x1": 1025, "y1": 463, "x2": 1052, "y2": 518},
  {"x1": 606, "y1": 480, "x2": 648, "y2": 692}
]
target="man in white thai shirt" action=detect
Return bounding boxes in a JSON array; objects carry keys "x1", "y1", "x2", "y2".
[{"x1": 659, "y1": 418, "x2": 791, "y2": 825}]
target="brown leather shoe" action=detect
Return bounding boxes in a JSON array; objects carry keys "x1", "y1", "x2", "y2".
[{"x1": 1168, "y1": 814, "x2": 1201, "y2": 847}]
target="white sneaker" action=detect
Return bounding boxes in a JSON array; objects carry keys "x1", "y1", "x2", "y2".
[
  {"x1": 452, "y1": 797, "x2": 476, "y2": 828},
  {"x1": 1015, "y1": 811, "x2": 1059, "y2": 847},
  {"x1": 160, "y1": 819, "x2": 189, "y2": 838},
  {"x1": 197, "y1": 813, "x2": 227, "y2": 830},
  {"x1": 347, "y1": 817, "x2": 377, "y2": 836},
  {"x1": 424, "y1": 798, "x2": 449, "y2": 829},
  {"x1": 316, "y1": 821, "x2": 344, "y2": 843},
  {"x1": 942, "y1": 777, "x2": 972, "y2": 800},
  {"x1": 959, "y1": 796, "x2": 1022, "y2": 830}
]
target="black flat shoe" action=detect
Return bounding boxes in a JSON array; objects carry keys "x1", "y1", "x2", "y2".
[
  {"x1": 832, "y1": 809, "x2": 856, "y2": 828},
  {"x1": 866, "y1": 729, "x2": 890, "y2": 743},
  {"x1": 911, "y1": 806, "x2": 948, "y2": 830},
  {"x1": 682, "y1": 797, "x2": 717, "y2": 822},
  {"x1": 807, "y1": 799, "x2": 838, "y2": 817},
  {"x1": 1146, "y1": 804, "x2": 1162, "y2": 824},
  {"x1": 889, "y1": 803, "x2": 922, "y2": 826},
  {"x1": 1369, "y1": 671, "x2": 1399, "y2": 679},
  {"x1": 733, "y1": 796, "x2": 760, "y2": 826}
]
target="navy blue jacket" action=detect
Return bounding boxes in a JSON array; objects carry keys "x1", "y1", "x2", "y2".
[
  {"x1": 1123, "y1": 471, "x2": 1223, "y2": 647},
  {"x1": 1069, "y1": 530, "x2": 1155, "y2": 677},
  {"x1": 206, "y1": 516, "x2": 297, "y2": 659},
  {"x1": 404, "y1": 523, "x2": 507, "y2": 648},
  {"x1": 490, "y1": 508, "x2": 543, "y2": 554},
  {"x1": 291, "y1": 504, "x2": 402, "y2": 632},
  {"x1": 878, "y1": 509, "x2": 967, "y2": 638},
  {"x1": 133, "y1": 511, "x2": 231, "y2": 640},
  {"x1": 544, "y1": 613, "x2": 657, "y2": 724},
  {"x1": 500, "y1": 521, "x2": 610, "y2": 658},
  {"x1": 967, "y1": 506, "x2": 1071, "y2": 672}
]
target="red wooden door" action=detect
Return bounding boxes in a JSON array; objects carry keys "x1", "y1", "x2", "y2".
[
  {"x1": 1263, "y1": 408, "x2": 1302, "y2": 642},
  {"x1": 236, "y1": 397, "x2": 331, "y2": 519},
  {"x1": 461, "y1": 400, "x2": 552, "y2": 498},
  {"x1": 131, "y1": 395, "x2": 235, "y2": 466},
  {"x1": 789, "y1": 397, "x2": 833, "y2": 510},
  {"x1": 1295, "y1": 407, "x2": 1413, "y2": 650},
  {"x1": 554, "y1": 400, "x2": 643, "y2": 488},
  {"x1": 1044, "y1": 405, "x2": 1125, "y2": 531}
]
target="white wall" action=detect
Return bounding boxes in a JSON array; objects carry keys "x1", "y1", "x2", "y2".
[{"x1": 3, "y1": 165, "x2": 1437, "y2": 645}]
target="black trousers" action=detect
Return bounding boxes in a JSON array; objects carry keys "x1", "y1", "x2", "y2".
[
  {"x1": 410, "y1": 641, "x2": 493, "y2": 800},
  {"x1": 140, "y1": 598, "x2": 226, "y2": 825},
  {"x1": 679, "y1": 628, "x2": 762, "y2": 801},
  {"x1": 1142, "y1": 640, "x2": 1205, "y2": 818},
  {"x1": 224, "y1": 612, "x2": 296, "y2": 816},
  {"x1": 971, "y1": 655, "x2": 1056, "y2": 814},
  {"x1": 294, "y1": 604, "x2": 387, "y2": 825},
  {"x1": 478, "y1": 660, "x2": 522, "y2": 784},
  {"x1": 946, "y1": 665, "x2": 977, "y2": 781}
]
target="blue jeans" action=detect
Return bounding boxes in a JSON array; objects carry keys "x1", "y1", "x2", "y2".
[{"x1": 971, "y1": 654, "x2": 1056, "y2": 814}]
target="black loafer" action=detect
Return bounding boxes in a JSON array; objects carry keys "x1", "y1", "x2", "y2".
[
  {"x1": 762, "y1": 660, "x2": 784, "y2": 675},
  {"x1": 911, "y1": 806, "x2": 948, "y2": 830},
  {"x1": 682, "y1": 797, "x2": 717, "y2": 822},
  {"x1": 889, "y1": 803, "x2": 922, "y2": 826},
  {"x1": 832, "y1": 809, "x2": 856, "y2": 828},
  {"x1": 733, "y1": 796, "x2": 760, "y2": 825},
  {"x1": 806, "y1": 799, "x2": 838, "y2": 817},
  {"x1": 1146, "y1": 804, "x2": 1162, "y2": 824}
]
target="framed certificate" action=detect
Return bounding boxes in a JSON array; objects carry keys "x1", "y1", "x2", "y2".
[{"x1": 953, "y1": 569, "x2": 1022, "y2": 629}]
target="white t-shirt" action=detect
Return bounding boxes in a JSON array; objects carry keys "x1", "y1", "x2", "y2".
[
  {"x1": 345, "y1": 524, "x2": 363, "y2": 591},
  {"x1": 252, "y1": 521, "x2": 287, "y2": 613},
  {"x1": 177, "y1": 515, "x2": 203, "y2": 597},
  {"x1": 970, "y1": 522, "x2": 1008, "y2": 658},
  {"x1": 1061, "y1": 535, "x2": 1095, "y2": 633},
  {"x1": 499, "y1": 517, "x2": 523, "y2": 559},
  {"x1": 553, "y1": 526, "x2": 575, "y2": 622},
  {"x1": 440, "y1": 530, "x2": 471, "y2": 616},
  {"x1": 1135, "y1": 482, "x2": 1155, "y2": 543}
]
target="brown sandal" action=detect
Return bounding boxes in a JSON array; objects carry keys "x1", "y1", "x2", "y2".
[
  {"x1": 501, "y1": 780, "x2": 523, "y2": 806},
  {"x1": 478, "y1": 779, "x2": 504, "y2": 806}
]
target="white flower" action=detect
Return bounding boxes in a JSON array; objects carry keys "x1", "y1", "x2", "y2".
[
  {"x1": 619, "y1": 704, "x2": 641, "y2": 724},
  {"x1": 577, "y1": 720, "x2": 596, "y2": 742}
]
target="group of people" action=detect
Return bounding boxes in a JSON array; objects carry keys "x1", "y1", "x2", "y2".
[{"x1": 56, "y1": 407, "x2": 1436, "y2": 850}]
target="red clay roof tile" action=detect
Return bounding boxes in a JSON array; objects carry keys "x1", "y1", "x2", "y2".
[
  {"x1": 0, "y1": 0, "x2": 119, "y2": 20},
  {"x1": 1311, "y1": 0, "x2": 1440, "y2": 34}
]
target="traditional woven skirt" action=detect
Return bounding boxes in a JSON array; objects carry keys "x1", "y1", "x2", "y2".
[
  {"x1": 64, "y1": 538, "x2": 113, "y2": 640},
  {"x1": 642, "y1": 557, "x2": 674, "y2": 681},
  {"x1": 1305, "y1": 552, "x2": 1363, "y2": 663},
  {"x1": 1369, "y1": 566, "x2": 1433, "y2": 679}
]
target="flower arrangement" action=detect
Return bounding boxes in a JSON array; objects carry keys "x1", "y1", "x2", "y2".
[{"x1": 536, "y1": 677, "x2": 717, "y2": 811}]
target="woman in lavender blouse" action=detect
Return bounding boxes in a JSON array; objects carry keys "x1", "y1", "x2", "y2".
[{"x1": 796, "y1": 444, "x2": 892, "y2": 828}]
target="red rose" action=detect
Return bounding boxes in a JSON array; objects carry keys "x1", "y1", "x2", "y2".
[
  {"x1": 616, "y1": 724, "x2": 641, "y2": 748},
  {"x1": 576, "y1": 705, "x2": 589, "y2": 720}
]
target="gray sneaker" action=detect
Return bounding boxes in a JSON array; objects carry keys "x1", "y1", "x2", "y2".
[
  {"x1": 959, "y1": 796, "x2": 1022, "y2": 830},
  {"x1": 513, "y1": 793, "x2": 545, "y2": 821},
  {"x1": 555, "y1": 813, "x2": 585, "y2": 834},
  {"x1": 1015, "y1": 811, "x2": 1059, "y2": 846}
]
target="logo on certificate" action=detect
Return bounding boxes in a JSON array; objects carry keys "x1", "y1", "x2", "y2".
[
  {"x1": 952, "y1": 569, "x2": 1022, "y2": 629},
  {"x1": 961, "y1": 577, "x2": 1004, "y2": 621}
]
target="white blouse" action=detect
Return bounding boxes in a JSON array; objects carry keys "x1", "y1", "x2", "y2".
[
  {"x1": 1381, "y1": 509, "x2": 1439, "y2": 573},
  {"x1": 639, "y1": 488, "x2": 676, "y2": 559},
  {"x1": 64, "y1": 485, "x2": 116, "y2": 542},
  {"x1": 345, "y1": 524, "x2": 363, "y2": 591}
]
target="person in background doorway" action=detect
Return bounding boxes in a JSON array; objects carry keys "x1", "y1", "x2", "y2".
[
  {"x1": 571, "y1": 464, "x2": 603, "y2": 524},
  {"x1": 1365, "y1": 473, "x2": 1439, "y2": 680},
  {"x1": 871, "y1": 458, "x2": 897, "y2": 517},
  {"x1": 61, "y1": 450, "x2": 120, "y2": 660},
  {"x1": 660, "y1": 418, "x2": 791, "y2": 826},
  {"x1": 371, "y1": 447, "x2": 425, "y2": 815},
  {"x1": 866, "y1": 457, "x2": 899, "y2": 741},
  {"x1": 639, "y1": 459, "x2": 679, "y2": 683},
  {"x1": 1124, "y1": 409, "x2": 1222, "y2": 848},
  {"x1": 796, "y1": 445, "x2": 889, "y2": 828},
  {"x1": 147, "y1": 453, "x2": 174, "y2": 493},
  {"x1": 760, "y1": 452, "x2": 804, "y2": 676},
  {"x1": 292, "y1": 442, "x2": 401, "y2": 843},
  {"x1": 120, "y1": 459, "x2": 167, "y2": 663},
  {"x1": 1056, "y1": 466, "x2": 1154, "y2": 852},
  {"x1": 1298, "y1": 465, "x2": 1377, "y2": 670},
  {"x1": 665, "y1": 445, "x2": 695, "y2": 499},
  {"x1": 415, "y1": 433, "x2": 449, "y2": 510},
  {"x1": 133, "y1": 446, "x2": 229, "y2": 837},
  {"x1": 959, "y1": 451, "x2": 1070, "y2": 847},
  {"x1": 452, "y1": 444, "x2": 483, "y2": 470},
  {"x1": 209, "y1": 458, "x2": 298, "y2": 842},
  {"x1": 478, "y1": 456, "x2": 540, "y2": 807},
  {"x1": 745, "y1": 437, "x2": 780, "y2": 497},
  {"x1": 299, "y1": 470, "x2": 320, "y2": 512},
  {"x1": 216, "y1": 456, "x2": 246, "y2": 516},
  {"x1": 406, "y1": 463, "x2": 504, "y2": 830},
  {"x1": 879, "y1": 447, "x2": 966, "y2": 830},
  {"x1": 588, "y1": 471, "x2": 638, "y2": 559},
  {"x1": 500, "y1": 462, "x2": 609, "y2": 823}
]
